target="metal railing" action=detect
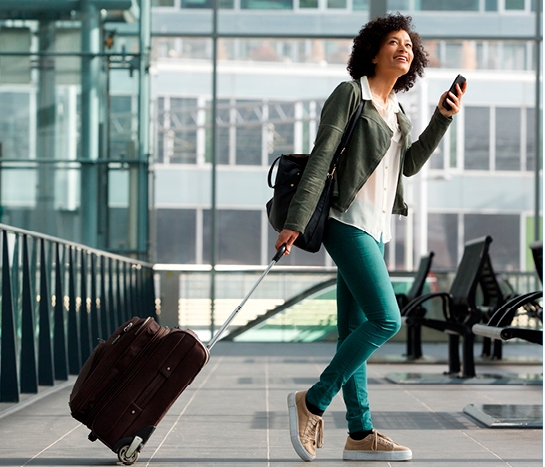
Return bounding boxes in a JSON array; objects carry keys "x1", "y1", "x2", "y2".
[{"x1": 0, "y1": 223, "x2": 156, "y2": 403}]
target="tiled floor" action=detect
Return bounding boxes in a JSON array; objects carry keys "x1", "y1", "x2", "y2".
[{"x1": 0, "y1": 342, "x2": 542, "y2": 467}]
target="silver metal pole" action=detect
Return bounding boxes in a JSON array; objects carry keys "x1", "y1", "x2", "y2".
[
  {"x1": 210, "y1": 0, "x2": 219, "y2": 339},
  {"x1": 138, "y1": 0, "x2": 151, "y2": 260},
  {"x1": 534, "y1": 0, "x2": 542, "y2": 241}
]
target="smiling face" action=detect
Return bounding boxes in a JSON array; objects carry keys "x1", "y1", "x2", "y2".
[{"x1": 372, "y1": 29, "x2": 414, "y2": 78}]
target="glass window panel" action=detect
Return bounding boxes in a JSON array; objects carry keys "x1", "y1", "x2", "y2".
[
  {"x1": 495, "y1": 107, "x2": 521, "y2": 171},
  {"x1": 181, "y1": 0, "x2": 211, "y2": 8},
  {"x1": 0, "y1": 92, "x2": 30, "y2": 159},
  {"x1": 388, "y1": 0, "x2": 409, "y2": 10},
  {"x1": 300, "y1": 0, "x2": 319, "y2": 7},
  {"x1": 353, "y1": 0, "x2": 369, "y2": 9},
  {"x1": 443, "y1": 42, "x2": 464, "y2": 69},
  {"x1": 419, "y1": 0, "x2": 478, "y2": 10},
  {"x1": 241, "y1": 0, "x2": 293, "y2": 9},
  {"x1": 464, "y1": 214, "x2": 520, "y2": 270},
  {"x1": 217, "y1": 99, "x2": 231, "y2": 165},
  {"x1": 236, "y1": 127, "x2": 262, "y2": 165},
  {"x1": 485, "y1": 0, "x2": 498, "y2": 10},
  {"x1": 156, "y1": 97, "x2": 166, "y2": 163},
  {"x1": 502, "y1": 42, "x2": 528, "y2": 70},
  {"x1": 526, "y1": 107, "x2": 535, "y2": 171},
  {"x1": 505, "y1": 0, "x2": 525, "y2": 9},
  {"x1": 152, "y1": 38, "x2": 211, "y2": 60},
  {"x1": 156, "y1": 209, "x2": 197, "y2": 263},
  {"x1": 203, "y1": 210, "x2": 261, "y2": 264},
  {"x1": 267, "y1": 102, "x2": 295, "y2": 164},
  {"x1": 323, "y1": 40, "x2": 351, "y2": 64},
  {"x1": 234, "y1": 100, "x2": 262, "y2": 165},
  {"x1": 464, "y1": 107, "x2": 490, "y2": 170},
  {"x1": 429, "y1": 144, "x2": 444, "y2": 169},
  {"x1": 152, "y1": 0, "x2": 175, "y2": 5},
  {"x1": 449, "y1": 117, "x2": 458, "y2": 168},
  {"x1": 328, "y1": 0, "x2": 347, "y2": 8},
  {"x1": 220, "y1": 0, "x2": 234, "y2": 9},
  {"x1": 428, "y1": 213, "x2": 458, "y2": 269},
  {"x1": 110, "y1": 95, "x2": 134, "y2": 160},
  {"x1": 109, "y1": 207, "x2": 129, "y2": 251},
  {"x1": 169, "y1": 97, "x2": 199, "y2": 164}
]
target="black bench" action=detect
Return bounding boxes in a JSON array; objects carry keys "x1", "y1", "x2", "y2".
[
  {"x1": 402, "y1": 236, "x2": 504, "y2": 378},
  {"x1": 473, "y1": 241, "x2": 542, "y2": 347}
]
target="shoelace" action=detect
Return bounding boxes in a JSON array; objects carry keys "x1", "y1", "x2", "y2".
[
  {"x1": 371, "y1": 431, "x2": 395, "y2": 451},
  {"x1": 304, "y1": 415, "x2": 324, "y2": 448}
]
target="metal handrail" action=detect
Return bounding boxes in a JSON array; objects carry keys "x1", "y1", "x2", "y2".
[{"x1": 0, "y1": 223, "x2": 156, "y2": 403}]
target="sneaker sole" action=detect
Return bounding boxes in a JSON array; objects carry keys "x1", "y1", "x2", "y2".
[
  {"x1": 343, "y1": 449, "x2": 412, "y2": 462},
  {"x1": 287, "y1": 392, "x2": 315, "y2": 462}
]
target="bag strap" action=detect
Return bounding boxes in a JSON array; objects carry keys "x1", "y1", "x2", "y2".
[
  {"x1": 267, "y1": 156, "x2": 282, "y2": 189},
  {"x1": 328, "y1": 81, "x2": 364, "y2": 177}
]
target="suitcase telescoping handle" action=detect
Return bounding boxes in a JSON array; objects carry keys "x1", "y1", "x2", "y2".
[{"x1": 207, "y1": 244, "x2": 287, "y2": 351}]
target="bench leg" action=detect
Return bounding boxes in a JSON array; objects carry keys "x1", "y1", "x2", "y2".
[
  {"x1": 492, "y1": 339, "x2": 502, "y2": 360},
  {"x1": 412, "y1": 324, "x2": 423, "y2": 359},
  {"x1": 447, "y1": 334, "x2": 461, "y2": 374},
  {"x1": 462, "y1": 332, "x2": 476, "y2": 378},
  {"x1": 481, "y1": 337, "x2": 491, "y2": 358},
  {"x1": 405, "y1": 324, "x2": 414, "y2": 358}
]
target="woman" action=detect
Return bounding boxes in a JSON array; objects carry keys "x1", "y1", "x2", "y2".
[{"x1": 275, "y1": 13, "x2": 466, "y2": 462}]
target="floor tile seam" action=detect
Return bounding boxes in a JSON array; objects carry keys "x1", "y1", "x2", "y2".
[
  {"x1": 142, "y1": 356, "x2": 224, "y2": 467},
  {"x1": 398, "y1": 387, "x2": 486, "y2": 432},
  {"x1": 459, "y1": 430, "x2": 517, "y2": 466}
]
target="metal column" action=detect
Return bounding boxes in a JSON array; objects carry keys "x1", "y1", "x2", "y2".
[
  {"x1": 80, "y1": 0, "x2": 100, "y2": 247},
  {"x1": 135, "y1": 0, "x2": 151, "y2": 260},
  {"x1": 36, "y1": 19, "x2": 56, "y2": 236}
]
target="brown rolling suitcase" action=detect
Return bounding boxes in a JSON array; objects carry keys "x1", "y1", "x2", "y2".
[{"x1": 69, "y1": 246, "x2": 285, "y2": 465}]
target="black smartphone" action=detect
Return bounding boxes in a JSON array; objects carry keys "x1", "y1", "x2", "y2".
[{"x1": 442, "y1": 74, "x2": 466, "y2": 111}]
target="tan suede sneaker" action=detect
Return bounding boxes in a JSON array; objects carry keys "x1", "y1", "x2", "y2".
[
  {"x1": 287, "y1": 391, "x2": 324, "y2": 461},
  {"x1": 343, "y1": 430, "x2": 412, "y2": 461}
]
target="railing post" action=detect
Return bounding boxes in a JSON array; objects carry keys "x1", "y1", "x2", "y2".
[
  {"x1": 135, "y1": 266, "x2": 143, "y2": 317},
  {"x1": 90, "y1": 254, "x2": 100, "y2": 342},
  {"x1": 38, "y1": 238, "x2": 54, "y2": 386},
  {"x1": 108, "y1": 257, "x2": 118, "y2": 330},
  {"x1": 125, "y1": 262, "x2": 133, "y2": 319},
  {"x1": 116, "y1": 260, "x2": 125, "y2": 324},
  {"x1": 79, "y1": 250, "x2": 91, "y2": 363},
  {"x1": 147, "y1": 267, "x2": 157, "y2": 322},
  {"x1": 1, "y1": 230, "x2": 19, "y2": 402},
  {"x1": 20, "y1": 234, "x2": 38, "y2": 394},
  {"x1": 54, "y1": 243, "x2": 68, "y2": 381},
  {"x1": 67, "y1": 247, "x2": 81, "y2": 374},
  {"x1": 99, "y1": 256, "x2": 110, "y2": 338}
]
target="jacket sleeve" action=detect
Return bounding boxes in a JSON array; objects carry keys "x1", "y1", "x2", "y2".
[
  {"x1": 283, "y1": 81, "x2": 360, "y2": 233},
  {"x1": 402, "y1": 107, "x2": 452, "y2": 177}
]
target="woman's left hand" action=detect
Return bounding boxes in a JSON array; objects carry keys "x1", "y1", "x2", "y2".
[{"x1": 438, "y1": 80, "x2": 468, "y2": 118}]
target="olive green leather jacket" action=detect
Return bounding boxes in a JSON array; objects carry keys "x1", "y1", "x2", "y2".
[{"x1": 283, "y1": 80, "x2": 452, "y2": 234}]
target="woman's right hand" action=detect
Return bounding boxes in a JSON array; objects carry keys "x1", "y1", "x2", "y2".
[{"x1": 275, "y1": 229, "x2": 301, "y2": 255}]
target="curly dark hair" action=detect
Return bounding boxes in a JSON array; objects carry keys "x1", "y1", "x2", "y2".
[{"x1": 347, "y1": 13, "x2": 428, "y2": 93}]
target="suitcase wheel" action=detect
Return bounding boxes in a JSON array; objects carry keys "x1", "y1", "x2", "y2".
[{"x1": 117, "y1": 436, "x2": 143, "y2": 465}]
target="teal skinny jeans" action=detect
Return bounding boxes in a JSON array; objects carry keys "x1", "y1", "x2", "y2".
[{"x1": 306, "y1": 219, "x2": 401, "y2": 434}]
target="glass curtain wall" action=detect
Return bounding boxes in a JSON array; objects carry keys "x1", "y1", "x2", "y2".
[
  {"x1": 151, "y1": 2, "x2": 541, "y2": 273},
  {"x1": 0, "y1": 5, "x2": 148, "y2": 259}
]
